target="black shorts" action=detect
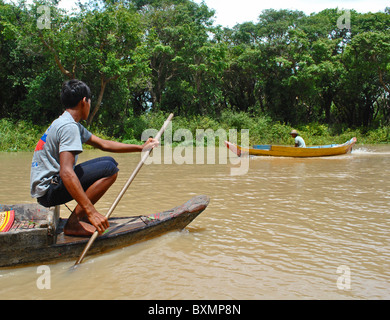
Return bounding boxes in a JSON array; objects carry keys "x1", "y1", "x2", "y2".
[{"x1": 37, "y1": 156, "x2": 119, "y2": 207}]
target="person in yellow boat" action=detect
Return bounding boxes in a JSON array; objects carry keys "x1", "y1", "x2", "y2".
[{"x1": 290, "y1": 130, "x2": 306, "y2": 148}]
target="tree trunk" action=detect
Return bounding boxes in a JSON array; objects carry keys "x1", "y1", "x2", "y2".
[
  {"x1": 378, "y1": 68, "x2": 390, "y2": 94},
  {"x1": 87, "y1": 75, "x2": 119, "y2": 125}
]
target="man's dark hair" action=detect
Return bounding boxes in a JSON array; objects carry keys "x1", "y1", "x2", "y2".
[{"x1": 60, "y1": 79, "x2": 91, "y2": 109}]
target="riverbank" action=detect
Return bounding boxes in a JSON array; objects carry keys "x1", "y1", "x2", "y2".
[{"x1": 0, "y1": 112, "x2": 389, "y2": 152}]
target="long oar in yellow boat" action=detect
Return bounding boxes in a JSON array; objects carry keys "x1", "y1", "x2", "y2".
[{"x1": 73, "y1": 113, "x2": 174, "y2": 268}]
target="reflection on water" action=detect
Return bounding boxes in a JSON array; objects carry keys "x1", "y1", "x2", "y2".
[{"x1": 0, "y1": 146, "x2": 389, "y2": 299}]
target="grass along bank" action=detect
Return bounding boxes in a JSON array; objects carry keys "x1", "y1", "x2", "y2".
[{"x1": 0, "y1": 112, "x2": 389, "y2": 152}]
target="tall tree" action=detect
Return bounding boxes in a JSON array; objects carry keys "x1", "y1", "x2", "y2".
[
  {"x1": 36, "y1": 0, "x2": 144, "y2": 124},
  {"x1": 141, "y1": 0, "x2": 216, "y2": 115}
]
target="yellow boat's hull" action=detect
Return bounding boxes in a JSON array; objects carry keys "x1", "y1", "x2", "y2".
[{"x1": 225, "y1": 137, "x2": 357, "y2": 158}]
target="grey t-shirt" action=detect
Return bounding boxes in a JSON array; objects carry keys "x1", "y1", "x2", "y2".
[{"x1": 30, "y1": 111, "x2": 92, "y2": 198}]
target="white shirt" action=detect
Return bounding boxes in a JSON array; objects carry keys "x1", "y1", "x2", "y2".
[{"x1": 295, "y1": 136, "x2": 306, "y2": 148}]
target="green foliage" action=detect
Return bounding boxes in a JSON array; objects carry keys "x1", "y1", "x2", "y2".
[
  {"x1": 0, "y1": 0, "x2": 389, "y2": 140},
  {"x1": 0, "y1": 119, "x2": 43, "y2": 152},
  {"x1": 1, "y1": 112, "x2": 388, "y2": 152},
  {"x1": 367, "y1": 126, "x2": 390, "y2": 143}
]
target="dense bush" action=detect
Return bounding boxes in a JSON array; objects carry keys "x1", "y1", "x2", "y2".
[
  {"x1": 0, "y1": 0, "x2": 389, "y2": 134},
  {"x1": 0, "y1": 119, "x2": 43, "y2": 152},
  {"x1": 0, "y1": 111, "x2": 388, "y2": 152}
]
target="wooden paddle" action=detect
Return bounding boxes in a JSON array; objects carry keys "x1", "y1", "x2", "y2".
[{"x1": 73, "y1": 113, "x2": 174, "y2": 267}]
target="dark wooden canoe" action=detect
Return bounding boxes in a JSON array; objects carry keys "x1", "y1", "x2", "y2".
[{"x1": 0, "y1": 195, "x2": 210, "y2": 268}]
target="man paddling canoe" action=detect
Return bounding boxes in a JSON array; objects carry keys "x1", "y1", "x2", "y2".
[{"x1": 30, "y1": 79, "x2": 158, "y2": 236}]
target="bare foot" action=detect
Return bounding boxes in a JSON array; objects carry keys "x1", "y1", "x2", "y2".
[{"x1": 64, "y1": 220, "x2": 96, "y2": 237}]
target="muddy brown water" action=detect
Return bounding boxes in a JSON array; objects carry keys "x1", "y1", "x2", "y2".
[{"x1": 0, "y1": 145, "x2": 389, "y2": 299}]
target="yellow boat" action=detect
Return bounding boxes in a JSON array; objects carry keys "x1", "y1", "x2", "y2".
[{"x1": 225, "y1": 137, "x2": 357, "y2": 158}]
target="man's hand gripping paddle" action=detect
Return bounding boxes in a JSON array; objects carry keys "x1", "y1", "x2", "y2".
[{"x1": 72, "y1": 113, "x2": 174, "y2": 269}]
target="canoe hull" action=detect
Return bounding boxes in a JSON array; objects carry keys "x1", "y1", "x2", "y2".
[
  {"x1": 0, "y1": 195, "x2": 209, "y2": 268},
  {"x1": 225, "y1": 137, "x2": 356, "y2": 158}
]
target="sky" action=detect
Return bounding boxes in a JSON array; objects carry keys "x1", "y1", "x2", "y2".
[
  {"x1": 46, "y1": 0, "x2": 390, "y2": 28},
  {"x1": 192, "y1": 0, "x2": 390, "y2": 27}
]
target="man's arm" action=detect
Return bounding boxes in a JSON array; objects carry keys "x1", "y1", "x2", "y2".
[
  {"x1": 86, "y1": 135, "x2": 158, "y2": 153},
  {"x1": 59, "y1": 151, "x2": 109, "y2": 234}
]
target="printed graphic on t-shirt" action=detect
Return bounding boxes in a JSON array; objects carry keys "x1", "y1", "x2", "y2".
[{"x1": 34, "y1": 126, "x2": 51, "y2": 151}]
